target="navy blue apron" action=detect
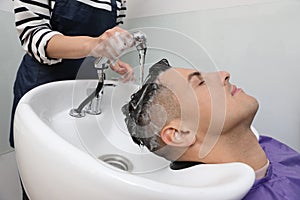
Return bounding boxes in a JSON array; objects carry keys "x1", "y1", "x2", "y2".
[{"x1": 10, "y1": 0, "x2": 118, "y2": 147}]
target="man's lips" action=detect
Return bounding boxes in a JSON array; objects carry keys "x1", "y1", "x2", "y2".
[{"x1": 231, "y1": 85, "x2": 241, "y2": 96}]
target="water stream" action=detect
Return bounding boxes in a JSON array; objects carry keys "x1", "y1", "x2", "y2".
[{"x1": 138, "y1": 49, "x2": 147, "y2": 88}]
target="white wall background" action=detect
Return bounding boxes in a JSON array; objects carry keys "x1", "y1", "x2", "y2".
[
  {"x1": 126, "y1": 0, "x2": 282, "y2": 19},
  {"x1": 0, "y1": 1, "x2": 13, "y2": 12}
]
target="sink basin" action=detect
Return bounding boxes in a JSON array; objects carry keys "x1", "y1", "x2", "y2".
[{"x1": 14, "y1": 79, "x2": 255, "y2": 200}]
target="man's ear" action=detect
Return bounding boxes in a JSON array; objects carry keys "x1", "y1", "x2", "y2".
[{"x1": 160, "y1": 120, "x2": 196, "y2": 147}]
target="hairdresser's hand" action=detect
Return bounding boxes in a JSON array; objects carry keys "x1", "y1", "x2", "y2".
[
  {"x1": 46, "y1": 27, "x2": 134, "y2": 61},
  {"x1": 90, "y1": 26, "x2": 134, "y2": 62},
  {"x1": 111, "y1": 60, "x2": 135, "y2": 82}
]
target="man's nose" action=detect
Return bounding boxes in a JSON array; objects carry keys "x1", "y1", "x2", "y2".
[
  {"x1": 218, "y1": 71, "x2": 230, "y2": 86},
  {"x1": 204, "y1": 71, "x2": 230, "y2": 86}
]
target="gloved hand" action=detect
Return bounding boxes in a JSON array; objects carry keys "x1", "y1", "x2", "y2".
[
  {"x1": 111, "y1": 59, "x2": 134, "y2": 82},
  {"x1": 91, "y1": 26, "x2": 135, "y2": 81},
  {"x1": 92, "y1": 27, "x2": 134, "y2": 62}
]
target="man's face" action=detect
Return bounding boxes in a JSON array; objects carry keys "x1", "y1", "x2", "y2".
[{"x1": 158, "y1": 68, "x2": 259, "y2": 148}]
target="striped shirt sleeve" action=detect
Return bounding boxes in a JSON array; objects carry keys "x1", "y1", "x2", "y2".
[
  {"x1": 14, "y1": 0, "x2": 62, "y2": 65},
  {"x1": 14, "y1": 0, "x2": 127, "y2": 65},
  {"x1": 116, "y1": 0, "x2": 127, "y2": 25}
]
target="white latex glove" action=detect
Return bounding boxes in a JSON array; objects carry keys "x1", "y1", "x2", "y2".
[
  {"x1": 91, "y1": 27, "x2": 134, "y2": 64},
  {"x1": 111, "y1": 60, "x2": 135, "y2": 82}
]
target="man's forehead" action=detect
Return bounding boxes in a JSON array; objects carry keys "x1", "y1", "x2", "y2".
[
  {"x1": 156, "y1": 67, "x2": 200, "y2": 129},
  {"x1": 158, "y1": 68, "x2": 195, "y2": 83}
]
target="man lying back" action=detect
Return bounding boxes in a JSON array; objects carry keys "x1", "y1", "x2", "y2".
[{"x1": 122, "y1": 59, "x2": 300, "y2": 199}]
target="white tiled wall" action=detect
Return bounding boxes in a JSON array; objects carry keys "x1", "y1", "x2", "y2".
[{"x1": 0, "y1": 152, "x2": 21, "y2": 200}]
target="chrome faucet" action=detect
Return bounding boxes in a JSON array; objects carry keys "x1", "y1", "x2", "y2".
[
  {"x1": 85, "y1": 63, "x2": 108, "y2": 115},
  {"x1": 69, "y1": 31, "x2": 147, "y2": 118},
  {"x1": 69, "y1": 61, "x2": 108, "y2": 118}
]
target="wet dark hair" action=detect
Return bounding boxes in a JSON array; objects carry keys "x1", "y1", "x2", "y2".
[{"x1": 122, "y1": 59, "x2": 174, "y2": 152}]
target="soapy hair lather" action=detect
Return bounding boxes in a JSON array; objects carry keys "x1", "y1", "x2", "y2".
[{"x1": 122, "y1": 59, "x2": 171, "y2": 151}]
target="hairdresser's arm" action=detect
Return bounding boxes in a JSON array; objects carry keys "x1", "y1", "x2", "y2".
[
  {"x1": 47, "y1": 27, "x2": 134, "y2": 80},
  {"x1": 46, "y1": 26, "x2": 131, "y2": 60},
  {"x1": 46, "y1": 35, "x2": 97, "y2": 59}
]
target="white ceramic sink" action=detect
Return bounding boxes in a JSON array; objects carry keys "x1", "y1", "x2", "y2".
[{"x1": 14, "y1": 79, "x2": 255, "y2": 200}]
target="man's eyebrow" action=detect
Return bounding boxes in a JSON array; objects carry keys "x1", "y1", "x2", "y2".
[{"x1": 188, "y1": 71, "x2": 202, "y2": 82}]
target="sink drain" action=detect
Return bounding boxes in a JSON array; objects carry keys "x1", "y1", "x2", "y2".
[{"x1": 98, "y1": 154, "x2": 133, "y2": 172}]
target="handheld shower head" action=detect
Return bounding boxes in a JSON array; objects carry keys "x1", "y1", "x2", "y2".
[{"x1": 132, "y1": 31, "x2": 147, "y2": 51}]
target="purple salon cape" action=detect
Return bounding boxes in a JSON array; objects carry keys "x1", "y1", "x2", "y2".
[{"x1": 242, "y1": 136, "x2": 300, "y2": 200}]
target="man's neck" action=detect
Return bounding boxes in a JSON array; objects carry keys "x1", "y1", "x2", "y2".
[{"x1": 186, "y1": 127, "x2": 268, "y2": 171}]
